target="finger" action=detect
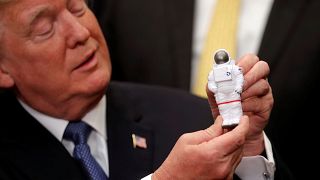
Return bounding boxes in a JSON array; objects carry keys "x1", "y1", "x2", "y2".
[
  {"x1": 242, "y1": 89, "x2": 273, "y2": 115},
  {"x1": 241, "y1": 79, "x2": 270, "y2": 100},
  {"x1": 206, "y1": 85, "x2": 219, "y2": 118},
  {"x1": 205, "y1": 116, "x2": 224, "y2": 138},
  {"x1": 218, "y1": 146, "x2": 243, "y2": 180},
  {"x1": 229, "y1": 147, "x2": 244, "y2": 171},
  {"x1": 243, "y1": 61, "x2": 270, "y2": 91},
  {"x1": 236, "y1": 54, "x2": 259, "y2": 74},
  {"x1": 183, "y1": 116, "x2": 224, "y2": 145},
  {"x1": 226, "y1": 149, "x2": 243, "y2": 180},
  {"x1": 207, "y1": 116, "x2": 249, "y2": 155}
]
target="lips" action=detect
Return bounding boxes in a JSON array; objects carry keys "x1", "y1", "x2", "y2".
[
  {"x1": 74, "y1": 48, "x2": 98, "y2": 71},
  {"x1": 78, "y1": 51, "x2": 94, "y2": 67}
]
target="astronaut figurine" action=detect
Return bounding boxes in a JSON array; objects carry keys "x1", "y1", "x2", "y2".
[{"x1": 207, "y1": 49, "x2": 244, "y2": 128}]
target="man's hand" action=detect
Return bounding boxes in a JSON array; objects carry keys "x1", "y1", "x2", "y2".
[
  {"x1": 152, "y1": 116, "x2": 249, "y2": 180},
  {"x1": 207, "y1": 54, "x2": 274, "y2": 156}
]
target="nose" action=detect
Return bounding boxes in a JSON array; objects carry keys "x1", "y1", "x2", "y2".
[{"x1": 62, "y1": 11, "x2": 90, "y2": 48}]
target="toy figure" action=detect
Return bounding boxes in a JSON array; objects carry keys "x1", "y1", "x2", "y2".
[{"x1": 207, "y1": 49, "x2": 244, "y2": 128}]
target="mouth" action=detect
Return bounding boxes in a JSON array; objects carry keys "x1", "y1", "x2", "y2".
[{"x1": 74, "y1": 49, "x2": 98, "y2": 71}]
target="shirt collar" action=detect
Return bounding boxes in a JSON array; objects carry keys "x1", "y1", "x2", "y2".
[{"x1": 18, "y1": 96, "x2": 107, "y2": 142}]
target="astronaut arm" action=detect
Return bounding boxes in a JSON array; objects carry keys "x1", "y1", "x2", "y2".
[
  {"x1": 234, "y1": 65, "x2": 244, "y2": 94},
  {"x1": 207, "y1": 70, "x2": 218, "y2": 93}
]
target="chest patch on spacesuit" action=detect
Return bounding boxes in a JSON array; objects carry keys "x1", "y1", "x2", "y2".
[{"x1": 213, "y1": 66, "x2": 232, "y2": 82}]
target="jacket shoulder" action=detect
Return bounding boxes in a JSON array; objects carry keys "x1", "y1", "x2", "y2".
[{"x1": 108, "y1": 81, "x2": 211, "y2": 114}]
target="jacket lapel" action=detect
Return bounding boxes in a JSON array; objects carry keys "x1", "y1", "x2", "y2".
[
  {"x1": 258, "y1": 0, "x2": 307, "y2": 68},
  {"x1": 106, "y1": 84, "x2": 155, "y2": 180},
  {"x1": 0, "y1": 92, "x2": 86, "y2": 180}
]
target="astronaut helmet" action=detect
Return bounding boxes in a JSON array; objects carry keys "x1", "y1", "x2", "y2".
[{"x1": 213, "y1": 49, "x2": 230, "y2": 64}]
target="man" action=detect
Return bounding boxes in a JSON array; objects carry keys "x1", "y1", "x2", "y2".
[
  {"x1": 93, "y1": 0, "x2": 320, "y2": 178},
  {"x1": 0, "y1": 0, "x2": 291, "y2": 179}
]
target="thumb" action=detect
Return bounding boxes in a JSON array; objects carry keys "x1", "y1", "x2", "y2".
[
  {"x1": 208, "y1": 115, "x2": 250, "y2": 155},
  {"x1": 185, "y1": 116, "x2": 224, "y2": 145}
]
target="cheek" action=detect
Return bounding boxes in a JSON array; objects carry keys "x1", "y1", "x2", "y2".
[
  {"x1": 7, "y1": 43, "x2": 67, "y2": 92},
  {"x1": 86, "y1": 12, "x2": 107, "y2": 46},
  {"x1": 86, "y1": 15, "x2": 112, "y2": 77},
  {"x1": 4, "y1": 32, "x2": 65, "y2": 72}
]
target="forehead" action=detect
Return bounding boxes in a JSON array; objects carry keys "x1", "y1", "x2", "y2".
[
  {"x1": 1, "y1": 0, "x2": 55, "y2": 23},
  {"x1": 1, "y1": 0, "x2": 82, "y2": 22},
  {"x1": 1, "y1": 0, "x2": 87, "y2": 33}
]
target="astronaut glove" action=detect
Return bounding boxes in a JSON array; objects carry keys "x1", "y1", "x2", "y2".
[{"x1": 235, "y1": 87, "x2": 242, "y2": 94}]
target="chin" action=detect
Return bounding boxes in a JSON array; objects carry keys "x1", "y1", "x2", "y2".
[{"x1": 86, "y1": 69, "x2": 110, "y2": 95}]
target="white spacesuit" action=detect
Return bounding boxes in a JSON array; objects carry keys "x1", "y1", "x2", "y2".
[{"x1": 207, "y1": 49, "x2": 244, "y2": 128}]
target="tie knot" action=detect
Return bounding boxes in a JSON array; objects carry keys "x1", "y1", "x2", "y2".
[{"x1": 64, "y1": 121, "x2": 92, "y2": 145}]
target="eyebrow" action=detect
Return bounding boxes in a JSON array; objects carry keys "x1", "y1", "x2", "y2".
[{"x1": 24, "y1": 5, "x2": 50, "y2": 27}]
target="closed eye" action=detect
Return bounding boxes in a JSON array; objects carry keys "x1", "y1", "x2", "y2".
[
  {"x1": 69, "y1": 1, "x2": 87, "y2": 17},
  {"x1": 31, "y1": 19, "x2": 55, "y2": 42}
]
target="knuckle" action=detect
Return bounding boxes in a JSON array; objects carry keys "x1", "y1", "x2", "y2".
[
  {"x1": 184, "y1": 145, "x2": 195, "y2": 157},
  {"x1": 235, "y1": 137, "x2": 246, "y2": 148},
  {"x1": 243, "y1": 53, "x2": 259, "y2": 62},
  {"x1": 232, "y1": 133, "x2": 246, "y2": 148},
  {"x1": 267, "y1": 93, "x2": 274, "y2": 109},
  {"x1": 204, "y1": 128, "x2": 215, "y2": 138},
  {"x1": 216, "y1": 164, "x2": 232, "y2": 179},
  {"x1": 260, "y1": 80, "x2": 270, "y2": 95},
  {"x1": 178, "y1": 133, "x2": 190, "y2": 144},
  {"x1": 257, "y1": 61, "x2": 270, "y2": 74}
]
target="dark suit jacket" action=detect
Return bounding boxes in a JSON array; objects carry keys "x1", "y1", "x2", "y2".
[
  {"x1": 92, "y1": 0, "x2": 320, "y2": 178},
  {"x1": 0, "y1": 82, "x2": 292, "y2": 179}
]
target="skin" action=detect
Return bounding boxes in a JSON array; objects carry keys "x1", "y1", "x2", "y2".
[
  {"x1": 0, "y1": 0, "x2": 273, "y2": 179},
  {"x1": 153, "y1": 116, "x2": 249, "y2": 180},
  {"x1": 0, "y1": 0, "x2": 111, "y2": 120}
]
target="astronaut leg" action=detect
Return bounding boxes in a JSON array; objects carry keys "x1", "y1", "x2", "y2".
[{"x1": 218, "y1": 102, "x2": 243, "y2": 128}]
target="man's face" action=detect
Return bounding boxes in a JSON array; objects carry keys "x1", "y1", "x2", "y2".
[{"x1": 0, "y1": 0, "x2": 111, "y2": 119}]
